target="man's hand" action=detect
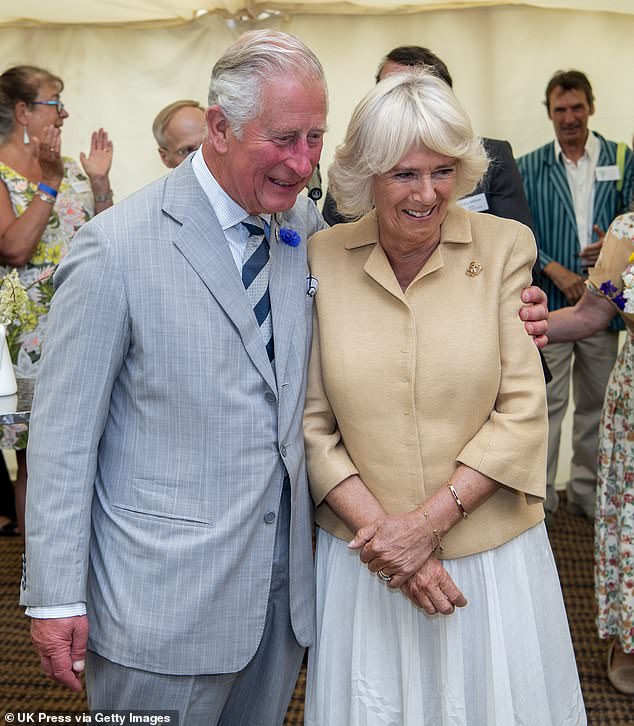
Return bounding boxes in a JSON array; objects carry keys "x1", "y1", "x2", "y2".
[
  {"x1": 400, "y1": 558, "x2": 468, "y2": 615},
  {"x1": 348, "y1": 509, "x2": 432, "y2": 588},
  {"x1": 579, "y1": 226, "x2": 606, "y2": 267},
  {"x1": 30, "y1": 615, "x2": 89, "y2": 692},
  {"x1": 519, "y1": 285, "x2": 549, "y2": 348}
]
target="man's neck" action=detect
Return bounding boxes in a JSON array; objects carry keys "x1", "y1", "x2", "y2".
[{"x1": 558, "y1": 131, "x2": 590, "y2": 163}]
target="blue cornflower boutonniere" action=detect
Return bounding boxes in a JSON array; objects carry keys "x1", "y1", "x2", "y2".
[{"x1": 279, "y1": 227, "x2": 301, "y2": 247}]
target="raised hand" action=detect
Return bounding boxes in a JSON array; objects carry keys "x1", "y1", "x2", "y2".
[{"x1": 80, "y1": 128, "x2": 113, "y2": 181}]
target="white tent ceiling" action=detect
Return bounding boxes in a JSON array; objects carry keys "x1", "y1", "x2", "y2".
[{"x1": 2, "y1": 0, "x2": 633, "y2": 26}]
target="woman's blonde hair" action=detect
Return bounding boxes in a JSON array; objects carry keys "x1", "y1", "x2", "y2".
[{"x1": 329, "y1": 70, "x2": 489, "y2": 219}]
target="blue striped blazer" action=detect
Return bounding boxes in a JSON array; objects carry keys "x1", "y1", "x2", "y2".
[{"x1": 517, "y1": 132, "x2": 634, "y2": 328}]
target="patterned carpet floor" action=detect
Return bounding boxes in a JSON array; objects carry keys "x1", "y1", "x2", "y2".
[{"x1": 1, "y1": 495, "x2": 632, "y2": 724}]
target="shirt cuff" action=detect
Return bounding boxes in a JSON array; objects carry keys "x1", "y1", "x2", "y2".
[{"x1": 26, "y1": 603, "x2": 87, "y2": 618}]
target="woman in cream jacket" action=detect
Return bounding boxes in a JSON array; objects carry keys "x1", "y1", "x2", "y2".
[{"x1": 303, "y1": 70, "x2": 585, "y2": 726}]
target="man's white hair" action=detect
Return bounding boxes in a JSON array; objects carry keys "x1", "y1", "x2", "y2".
[{"x1": 208, "y1": 30, "x2": 327, "y2": 137}]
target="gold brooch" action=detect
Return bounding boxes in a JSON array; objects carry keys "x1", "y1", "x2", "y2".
[{"x1": 465, "y1": 261, "x2": 482, "y2": 277}]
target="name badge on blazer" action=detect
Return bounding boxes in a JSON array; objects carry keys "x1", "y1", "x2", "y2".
[
  {"x1": 457, "y1": 192, "x2": 489, "y2": 213},
  {"x1": 307, "y1": 275, "x2": 318, "y2": 297},
  {"x1": 595, "y1": 165, "x2": 621, "y2": 182}
]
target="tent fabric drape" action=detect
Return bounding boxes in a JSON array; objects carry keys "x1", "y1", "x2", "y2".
[{"x1": 1, "y1": 1, "x2": 633, "y2": 26}]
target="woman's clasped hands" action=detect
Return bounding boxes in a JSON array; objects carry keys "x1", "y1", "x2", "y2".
[{"x1": 348, "y1": 509, "x2": 467, "y2": 615}]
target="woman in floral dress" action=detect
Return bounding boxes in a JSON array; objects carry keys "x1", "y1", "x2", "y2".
[
  {"x1": 0, "y1": 65, "x2": 113, "y2": 537},
  {"x1": 548, "y1": 211, "x2": 634, "y2": 694}
]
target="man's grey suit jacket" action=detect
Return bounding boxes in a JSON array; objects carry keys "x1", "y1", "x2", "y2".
[{"x1": 21, "y1": 158, "x2": 325, "y2": 675}]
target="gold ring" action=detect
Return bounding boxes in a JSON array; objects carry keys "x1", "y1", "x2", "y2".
[{"x1": 377, "y1": 569, "x2": 392, "y2": 583}]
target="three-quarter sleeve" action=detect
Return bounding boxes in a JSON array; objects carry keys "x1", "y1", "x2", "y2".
[{"x1": 456, "y1": 223, "x2": 548, "y2": 498}]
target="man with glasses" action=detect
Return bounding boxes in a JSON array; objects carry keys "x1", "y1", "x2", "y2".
[{"x1": 152, "y1": 99, "x2": 206, "y2": 169}]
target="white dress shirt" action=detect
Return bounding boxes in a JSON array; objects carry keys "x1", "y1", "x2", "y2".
[
  {"x1": 554, "y1": 130, "x2": 600, "y2": 251},
  {"x1": 192, "y1": 148, "x2": 271, "y2": 269}
]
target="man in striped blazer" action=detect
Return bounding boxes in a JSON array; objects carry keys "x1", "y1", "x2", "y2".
[{"x1": 517, "y1": 70, "x2": 634, "y2": 523}]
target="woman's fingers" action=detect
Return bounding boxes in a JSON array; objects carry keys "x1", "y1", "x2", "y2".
[{"x1": 399, "y1": 558, "x2": 468, "y2": 614}]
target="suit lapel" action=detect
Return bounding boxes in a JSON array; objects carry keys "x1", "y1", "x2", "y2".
[
  {"x1": 593, "y1": 134, "x2": 613, "y2": 225},
  {"x1": 545, "y1": 143, "x2": 576, "y2": 232},
  {"x1": 163, "y1": 162, "x2": 277, "y2": 392},
  {"x1": 268, "y1": 215, "x2": 306, "y2": 386}
]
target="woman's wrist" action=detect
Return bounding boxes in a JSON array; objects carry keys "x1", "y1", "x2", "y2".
[
  {"x1": 412, "y1": 504, "x2": 449, "y2": 552},
  {"x1": 39, "y1": 177, "x2": 62, "y2": 191},
  {"x1": 89, "y1": 175, "x2": 111, "y2": 195}
]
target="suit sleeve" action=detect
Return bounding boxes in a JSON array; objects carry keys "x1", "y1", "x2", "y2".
[
  {"x1": 20, "y1": 217, "x2": 129, "y2": 606},
  {"x1": 456, "y1": 223, "x2": 548, "y2": 498},
  {"x1": 321, "y1": 189, "x2": 349, "y2": 227},
  {"x1": 516, "y1": 152, "x2": 555, "y2": 271},
  {"x1": 483, "y1": 140, "x2": 535, "y2": 232}
]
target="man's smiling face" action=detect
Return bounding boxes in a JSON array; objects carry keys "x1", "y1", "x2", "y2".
[{"x1": 212, "y1": 74, "x2": 327, "y2": 215}]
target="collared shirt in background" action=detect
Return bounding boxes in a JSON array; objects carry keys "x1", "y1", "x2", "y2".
[{"x1": 554, "y1": 130, "x2": 599, "y2": 251}]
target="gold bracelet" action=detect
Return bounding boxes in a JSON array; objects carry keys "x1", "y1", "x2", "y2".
[
  {"x1": 94, "y1": 190, "x2": 113, "y2": 203},
  {"x1": 422, "y1": 510, "x2": 444, "y2": 552},
  {"x1": 447, "y1": 480, "x2": 469, "y2": 519}
]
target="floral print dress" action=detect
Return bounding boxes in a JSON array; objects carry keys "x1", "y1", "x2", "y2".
[
  {"x1": 0, "y1": 158, "x2": 94, "y2": 449},
  {"x1": 587, "y1": 212, "x2": 634, "y2": 654}
]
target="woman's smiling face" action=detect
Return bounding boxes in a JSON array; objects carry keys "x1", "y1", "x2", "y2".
[{"x1": 373, "y1": 145, "x2": 457, "y2": 256}]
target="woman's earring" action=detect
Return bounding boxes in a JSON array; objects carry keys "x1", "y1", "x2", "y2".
[{"x1": 23, "y1": 125, "x2": 30, "y2": 145}]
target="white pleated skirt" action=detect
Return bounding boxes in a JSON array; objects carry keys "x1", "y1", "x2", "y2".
[{"x1": 305, "y1": 523, "x2": 586, "y2": 726}]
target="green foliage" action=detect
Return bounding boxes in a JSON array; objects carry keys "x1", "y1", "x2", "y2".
[{"x1": 0, "y1": 269, "x2": 36, "y2": 327}]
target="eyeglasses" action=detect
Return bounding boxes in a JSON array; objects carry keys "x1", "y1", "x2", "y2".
[{"x1": 31, "y1": 100, "x2": 65, "y2": 115}]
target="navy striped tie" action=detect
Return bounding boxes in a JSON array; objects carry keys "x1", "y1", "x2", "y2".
[{"x1": 241, "y1": 218, "x2": 274, "y2": 364}]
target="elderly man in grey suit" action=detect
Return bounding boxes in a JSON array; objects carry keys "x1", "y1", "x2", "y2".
[
  {"x1": 21, "y1": 30, "x2": 548, "y2": 725},
  {"x1": 20, "y1": 30, "x2": 327, "y2": 724}
]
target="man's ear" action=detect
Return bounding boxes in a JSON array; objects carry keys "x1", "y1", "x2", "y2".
[
  {"x1": 158, "y1": 147, "x2": 170, "y2": 168},
  {"x1": 206, "y1": 105, "x2": 231, "y2": 154}
]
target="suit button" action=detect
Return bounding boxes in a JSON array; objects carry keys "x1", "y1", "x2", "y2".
[
  {"x1": 264, "y1": 511, "x2": 276, "y2": 523},
  {"x1": 265, "y1": 391, "x2": 276, "y2": 402},
  {"x1": 280, "y1": 444, "x2": 288, "y2": 457}
]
